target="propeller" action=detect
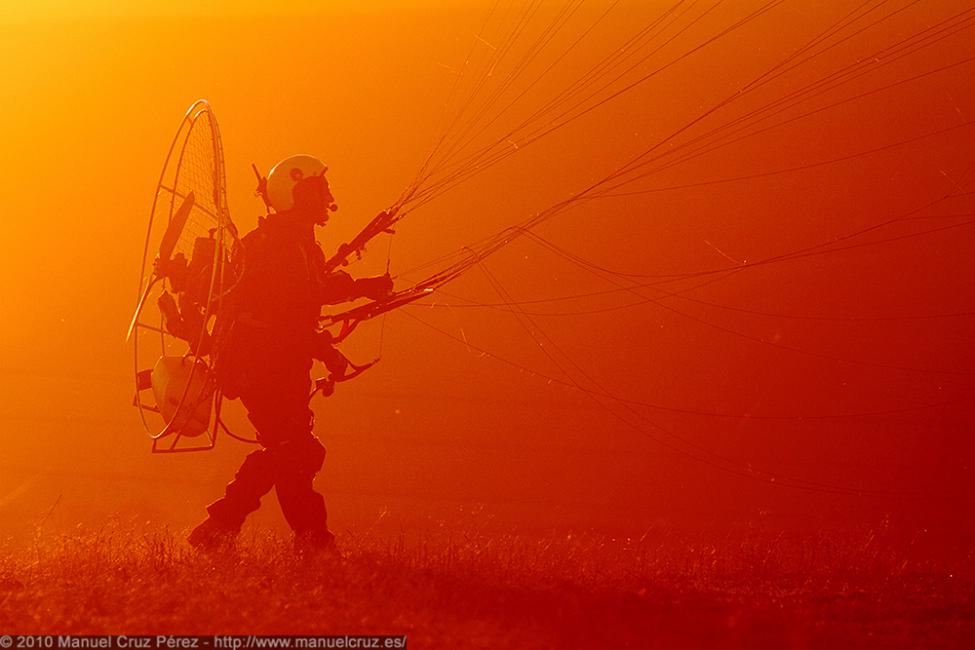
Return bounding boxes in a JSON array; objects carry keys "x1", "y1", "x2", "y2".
[{"x1": 126, "y1": 190, "x2": 196, "y2": 341}]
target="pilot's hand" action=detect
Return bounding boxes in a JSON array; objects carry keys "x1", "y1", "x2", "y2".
[{"x1": 357, "y1": 273, "x2": 393, "y2": 300}]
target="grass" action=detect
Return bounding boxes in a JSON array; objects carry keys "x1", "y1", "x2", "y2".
[{"x1": 0, "y1": 522, "x2": 972, "y2": 648}]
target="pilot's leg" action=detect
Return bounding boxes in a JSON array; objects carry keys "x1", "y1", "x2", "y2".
[{"x1": 189, "y1": 449, "x2": 276, "y2": 549}]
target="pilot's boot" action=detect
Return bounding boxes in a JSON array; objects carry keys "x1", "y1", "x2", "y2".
[{"x1": 187, "y1": 517, "x2": 239, "y2": 550}]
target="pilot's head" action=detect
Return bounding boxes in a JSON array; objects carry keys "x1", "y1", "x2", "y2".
[{"x1": 266, "y1": 154, "x2": 338, "y2": 225}]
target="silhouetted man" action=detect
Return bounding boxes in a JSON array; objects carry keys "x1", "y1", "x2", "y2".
[{"x1": 189, "y1": 154, "x2": 391, "y2": 551}]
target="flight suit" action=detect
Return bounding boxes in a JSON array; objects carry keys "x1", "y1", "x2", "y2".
[{"x1": 192, "y1": 212, "x2": 375, "y2": 549}]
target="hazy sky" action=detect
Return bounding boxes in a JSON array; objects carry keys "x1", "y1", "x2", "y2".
[{"x1": 1, "y1": 1, "x2": 972, "y2": 542}]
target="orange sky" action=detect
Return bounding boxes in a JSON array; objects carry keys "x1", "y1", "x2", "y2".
[{"x1": 1, "y1": 1, "x2": 973, "y2": 544}]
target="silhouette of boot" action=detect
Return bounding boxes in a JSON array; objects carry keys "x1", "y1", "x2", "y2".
[
  {"x1": 188, "y1": 517, "x2": 239, "y2": 551},
  {"x1": 293, "y1": 529, "x2": 337, "y2": 557}
]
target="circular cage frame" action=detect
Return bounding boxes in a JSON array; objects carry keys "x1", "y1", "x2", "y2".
[{"x1": 129, "y1": 99, "x2": 235, "y2": 453}]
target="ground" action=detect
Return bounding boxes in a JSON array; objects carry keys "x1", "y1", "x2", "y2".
[{"x1": 1, "y1": 523, "x2": 972, "y2": 649}]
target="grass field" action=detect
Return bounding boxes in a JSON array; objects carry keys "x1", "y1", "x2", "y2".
[{"x1": 0, "y1": 523, "x2": 972, "y2": 649}]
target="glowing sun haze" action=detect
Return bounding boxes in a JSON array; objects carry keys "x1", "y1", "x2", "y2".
[{"x1": 0, "y1": 0, "x2": 972, "y2": 545}]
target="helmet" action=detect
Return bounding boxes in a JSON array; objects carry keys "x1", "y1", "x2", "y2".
[{"x1": 266, "y1": 154, "x2": 329, "y2": 213}]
